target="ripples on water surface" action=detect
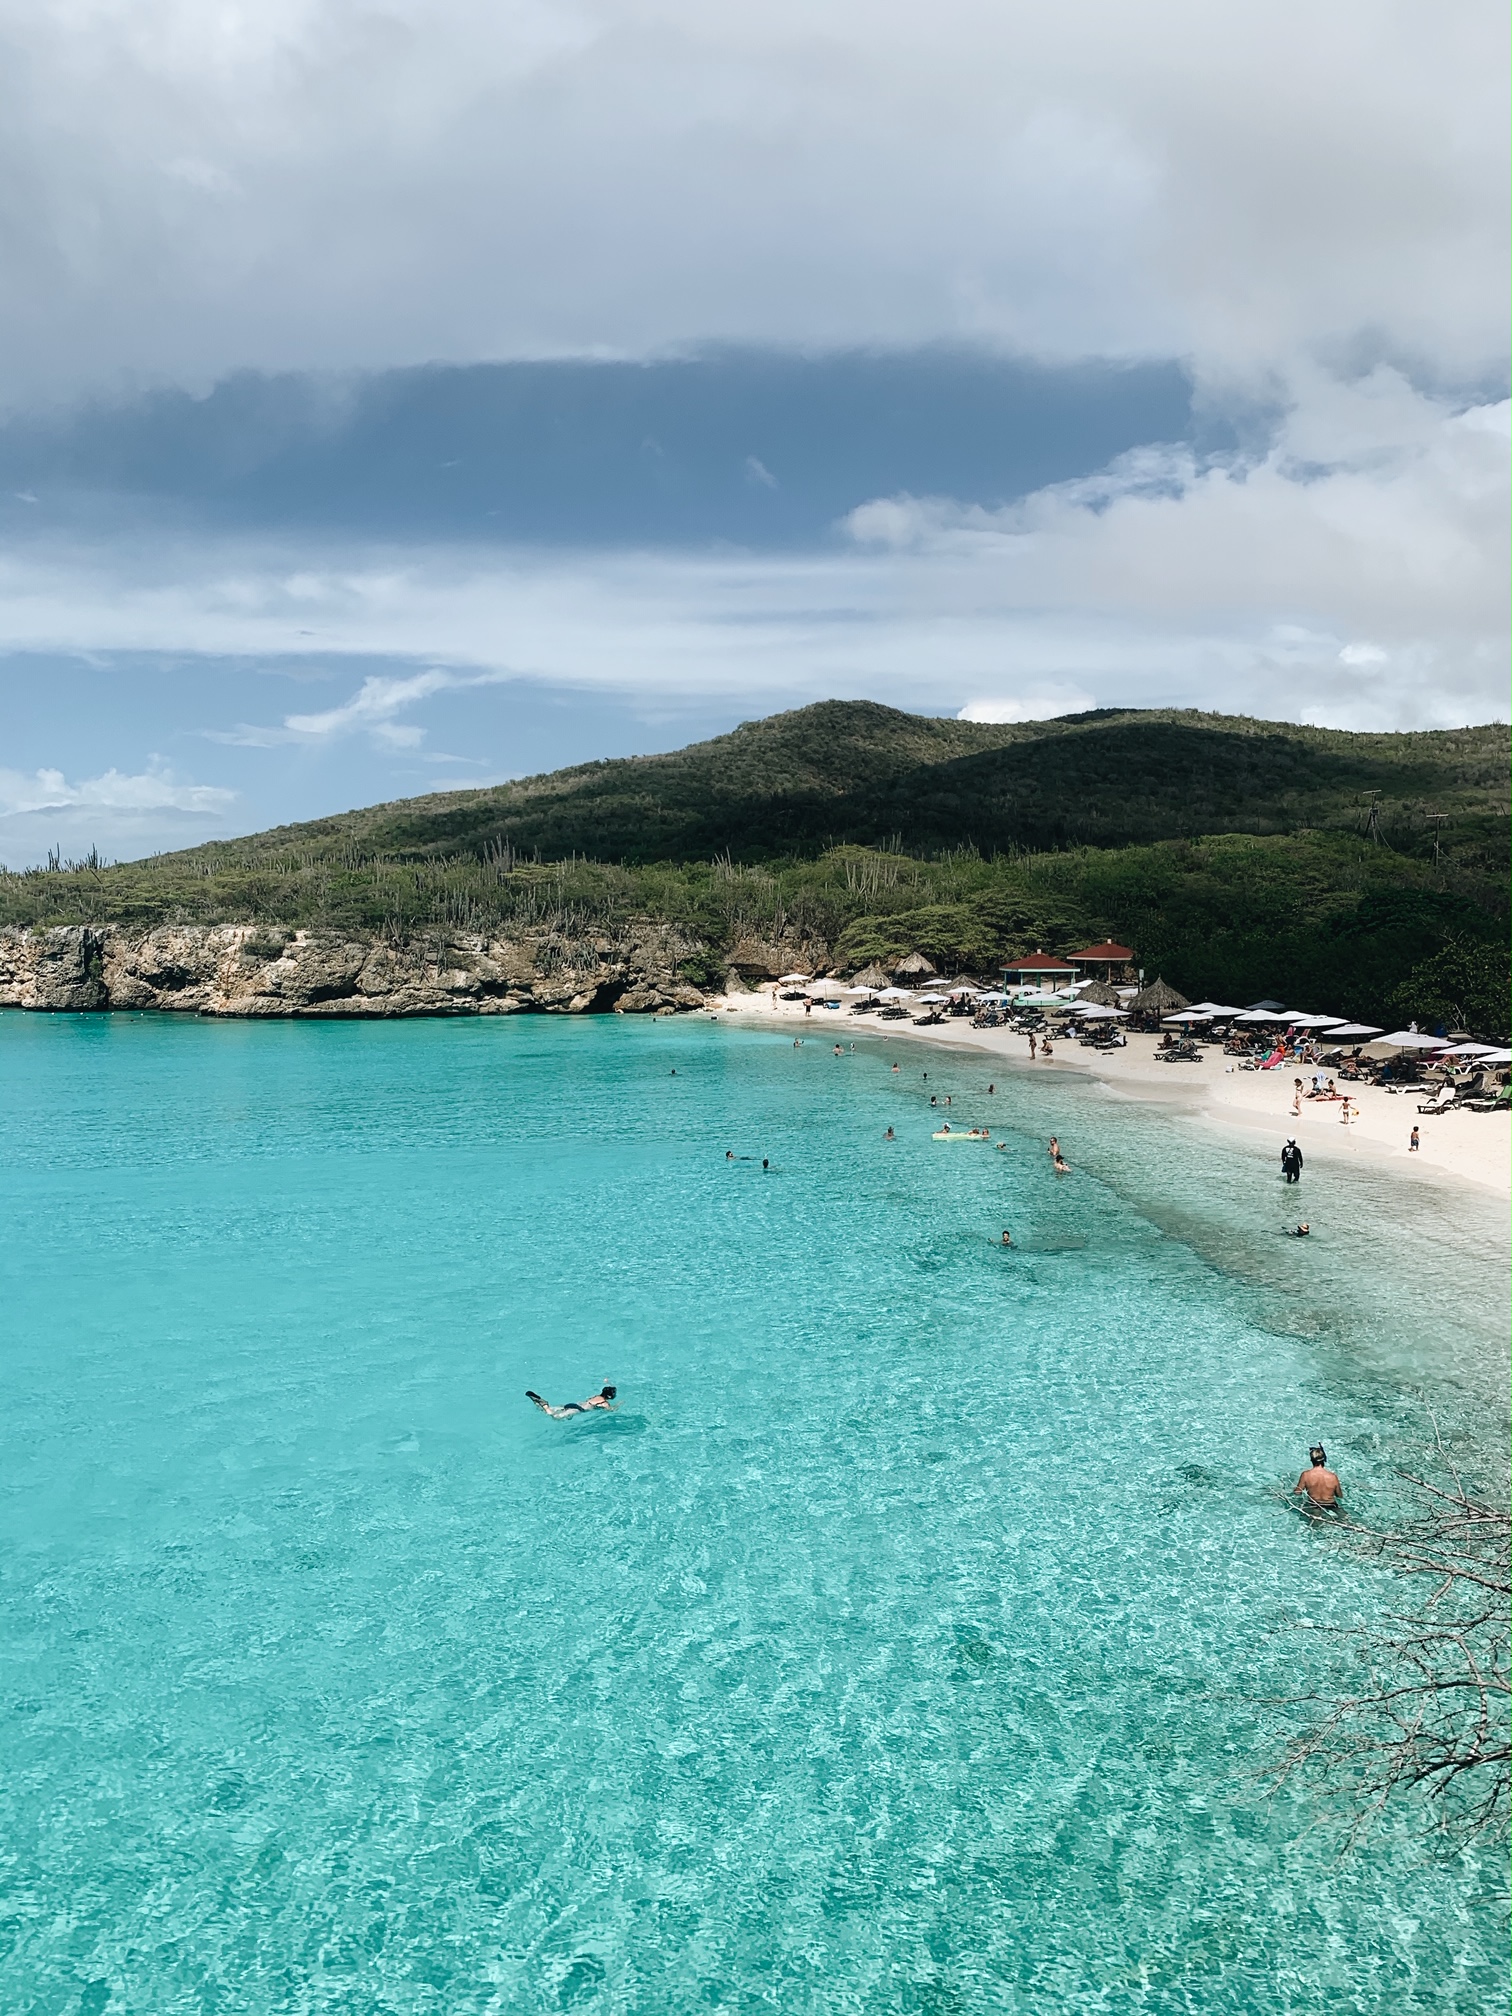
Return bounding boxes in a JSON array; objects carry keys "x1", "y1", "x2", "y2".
[{"x1": 0, "y1": 1014, "x2": 1505, "y2": 2014}]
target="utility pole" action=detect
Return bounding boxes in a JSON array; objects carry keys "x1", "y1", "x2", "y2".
[
  {"x1": 1425, "y1": 810, "x2": 1449, "y2": 865},
  {"x1": 1359, "y1": 791, "x2": 1383, "y2": 846}
]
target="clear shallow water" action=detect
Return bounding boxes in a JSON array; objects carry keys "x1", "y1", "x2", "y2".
[{"x1": 0, "y1": 1012, "x2": 1505, "y2": 2016}]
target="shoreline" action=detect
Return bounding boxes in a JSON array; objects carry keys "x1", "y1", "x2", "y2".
[{"x1": 717, "y1": 991, "x2": 1512, "y2": 1201}]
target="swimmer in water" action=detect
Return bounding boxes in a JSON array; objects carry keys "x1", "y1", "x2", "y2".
[
  {"x1": 527, "y1": 1385, "x2": 617, "y2": 1419},
  {"x1": 1289, "y1": 1222, "x2": 1311, "y2": 1237},
  {"x1": 891, "y1": 1063, "x2": 900, "y2": 1074},
  {"x1": 1001, "y1": 1230, "x2": 1013, "y2": 1247},
  {"x1": 884, "y1": 1126, "x2": 895, "y2": 1140},
  {"x1": 1052, "y1": 1153, "x2": 1070, "y2": 1175},
  {"x1": 1294, "y1": 1445, "x2": 1343, "y2": 1511},
  {"x1": 1048, "y1": 1136, "x2": 1060, "y2": 1160}
]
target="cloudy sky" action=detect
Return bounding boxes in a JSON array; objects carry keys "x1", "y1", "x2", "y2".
[{"x1": 0, "y1": 0, "x2": 1506, "y2": 862}]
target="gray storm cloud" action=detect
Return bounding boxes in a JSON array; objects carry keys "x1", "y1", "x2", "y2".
[{"x1": 0, "y1": 0, "x2": 1502, "y2": 401}]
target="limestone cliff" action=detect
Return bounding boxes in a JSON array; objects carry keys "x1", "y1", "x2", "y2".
[{"x1": 0, "y1": 924, "x2": 739, "y2": 1017}]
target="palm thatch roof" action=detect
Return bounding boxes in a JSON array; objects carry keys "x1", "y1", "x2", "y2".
[
  {"x1": 893, "y1": 952, "x2": 938, "y2": 978},
  {"x1": 1075, "y1": 980, "x2": 1124, "y2": 1007},
  {"x1": 850, "y1": 964, "x2": 891, "y2": 989},
  {"x1": 1129, "y1": 977, "x2": 1190, "y2": 1014}
]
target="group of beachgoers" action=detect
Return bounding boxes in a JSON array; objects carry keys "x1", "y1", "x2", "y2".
[{"x1": 530, "y1": 1041, "x2": 1352, "y2": 1523}]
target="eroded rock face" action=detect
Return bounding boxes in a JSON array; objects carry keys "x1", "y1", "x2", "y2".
[
  {"x1": 15, "y1": 927, "x2": 112, "y2": 1010},
  {"x1": 0, "y1": 923, "x2": 743, "y2": 1018}
]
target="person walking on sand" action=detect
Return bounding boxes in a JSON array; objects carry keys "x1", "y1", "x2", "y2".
[
  {"x1": 1029, "y1": 1032, "x2": 1037, "y2": 1060},
  {"x1": 1292, "y1": 1078, "x2": 1303, "y2": 1116},
  {"x1": 1294, "y1": 1445, "x2": 1343, "y2": 1511},
  {"x1": 1409, "y1": 1124, "x2": 1420, "y2": 1153},
  {"x1": 527, "y1": 1385, "x2": 617, "y2": 1419}
]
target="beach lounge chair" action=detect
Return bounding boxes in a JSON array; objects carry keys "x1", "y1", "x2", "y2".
[{"x1": 1416, "y1": 1083, "x2": 1456, "y2": 1114}]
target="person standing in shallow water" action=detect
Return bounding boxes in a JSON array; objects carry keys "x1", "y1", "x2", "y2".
[{"x1": 1294, "y1": 1445, "x2": 1343, "y2": 1510}]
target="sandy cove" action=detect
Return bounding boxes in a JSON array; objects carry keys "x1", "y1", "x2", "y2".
[{"x1": 718, "y1": 991, "x2": 1512, "y2": 1200}]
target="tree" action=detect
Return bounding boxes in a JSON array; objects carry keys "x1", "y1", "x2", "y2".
[
  {"x1": 1268, "y1": 1436, "x2": 1509, "y2": 1851},
  {"x1": 1389, "y1": 934, "x2": 1511, "y2": 1041}
]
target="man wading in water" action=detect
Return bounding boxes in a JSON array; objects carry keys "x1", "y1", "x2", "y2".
[{"x1": 1294, "y1": 1445, "x2": 1343, "y2": 1512}]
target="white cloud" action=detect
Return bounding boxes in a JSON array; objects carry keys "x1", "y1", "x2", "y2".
[
  {"x1": 959, "y1": 688, "x2": 1096, "y2": 724},
  {"x1": 0, "y1": 757, "x2": 237, "y2": 866},
  {"x1": 0, "y1": 378, "x2": 1502, "y2": 737},
  {"x1": 0, "y1": 759, "x2": 234, "y2": 818},
  {"x1": 0, "y1": 0, "x2": 1500, "y2": 403}
]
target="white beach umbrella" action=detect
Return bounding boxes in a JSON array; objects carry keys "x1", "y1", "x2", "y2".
[
  {"x1": 1440, "y1": 1042, "x2": 1501, "y2": 1057},
  {"x1": 878, "y1": 986, "x2": 915, "y2": 999},
  {"x1": 1380, "y1": 1031, "x2": 1451, "y2": 1050},
  {"x1": 1164, "y1": 1010, "x2": 1212, "y2": 1022},
  {"x1": 1079, "y1": 1004, "x2": 1128, "y2": 1019},
  {"x1": 1477, "y1": 1049, "x2": 1512, "y2": 1065},
  {"x1": 806, "y1": 980, "x2": 843, "y2": 996},
  {"x1": 1234, "y1": 1009, "x2": 1291, "y2": 1024},
  {"x1": 917, "y1": 992, "x2": 948, "y2": 1003},
  {"x1": 1288, "y1": 1013, "x2": 1347, "y2": 1028},
  {"x1": 1316, "y1": 1023, "x2": 1382, "y2": 1039},
  {"x1": 776, "y1": 972, "x2": 811, "y2": 984}
]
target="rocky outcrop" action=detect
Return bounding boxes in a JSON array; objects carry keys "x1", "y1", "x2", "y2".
[{"x1": 0, "y1": 924, "x2": 730, "y2": 1018}]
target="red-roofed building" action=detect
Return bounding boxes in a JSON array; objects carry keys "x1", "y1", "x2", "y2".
[
  {"x1": 1000, "y1": 950, "x2": 1078, "y2": 988},
  {"x1": 1067, "y1": 939, "x2": 1137, "y2": 982}
]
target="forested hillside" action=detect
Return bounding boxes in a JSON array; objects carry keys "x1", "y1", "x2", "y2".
[{"x1": 3, "y1": 703, "x2": 1506, "y2": 1031}]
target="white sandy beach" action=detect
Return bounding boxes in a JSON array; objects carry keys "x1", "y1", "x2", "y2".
[{"x1": 718, "y1": 992, "x2": 1512, "y2": 1199}]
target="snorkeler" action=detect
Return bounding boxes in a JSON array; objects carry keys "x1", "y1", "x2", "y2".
[
  {"x1": 1294, "y1": 1445, "x2": 1343, "y2": 1510},
  {"x1": 527, "y1": 1385, "x2": 618, "y2": 1419},
  {"x1": 1288, "y1": 1222, "x2": 1311, "y2": 1237}
]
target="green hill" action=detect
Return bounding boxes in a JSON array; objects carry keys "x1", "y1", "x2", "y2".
[
  {"x1": 155, "y1": 700, "x2": 1510, "y2": 868},
  {"x1": 2, "y1": 702, "x2": 1507, "y2": 1033}
]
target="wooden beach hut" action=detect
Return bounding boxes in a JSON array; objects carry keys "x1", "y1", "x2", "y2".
[
  {"x1": 1000, "y1": 951, "x2": 1078, "y2": 990},
  {"x1": 1067, "y1": 939, "x2": 1137, "y2": 984}
]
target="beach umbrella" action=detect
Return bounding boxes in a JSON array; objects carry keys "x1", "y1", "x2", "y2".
[
  {"x1": 1380, "y1": 1031, "x2": 1451, "y2": 1050},
  {"x1": 1233, "y1": 1009, "x2": 1291, "y2": 1024},
  {"x1": 1164, "y1": 1009, "x2": 1212, "y2": 1022},
  {"x1": 917, "y1": 992, "x2": 948, "y2": 1003},
  {"x1": 1074, "y1": 980, "x2": 1124, "y2": 1008},
  {"x1": 1078, "y1": 1004, "x2": 1128, "y2": 1019},
  {"x1": 1477, "y1": 1049, "x2": 1512, "y2": 1065},
  {"x1": 776, "y1": 972, "x2": 811, "y2": 984},
  {"x1": 1129, "y1": 977, "x2": 1190, "y2": 1015},
  {"x1": 1317, "y1": 1022, "x2": 1382, "y2": 1039},
  {"x1": 1287, "y1": 1013, "x2": 1348, "y2": 1028},
  {"x1": 877, "y1": 986, "x2": 916, "y2": 999},
  {"x1": 1441, "y1": 1042, "x2": 1502, "y2": 1057}
]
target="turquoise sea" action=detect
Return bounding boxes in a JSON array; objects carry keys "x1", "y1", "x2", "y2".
[{"x1": 0, "y1": 1012, "x2": 1506, "y2": 2015}]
